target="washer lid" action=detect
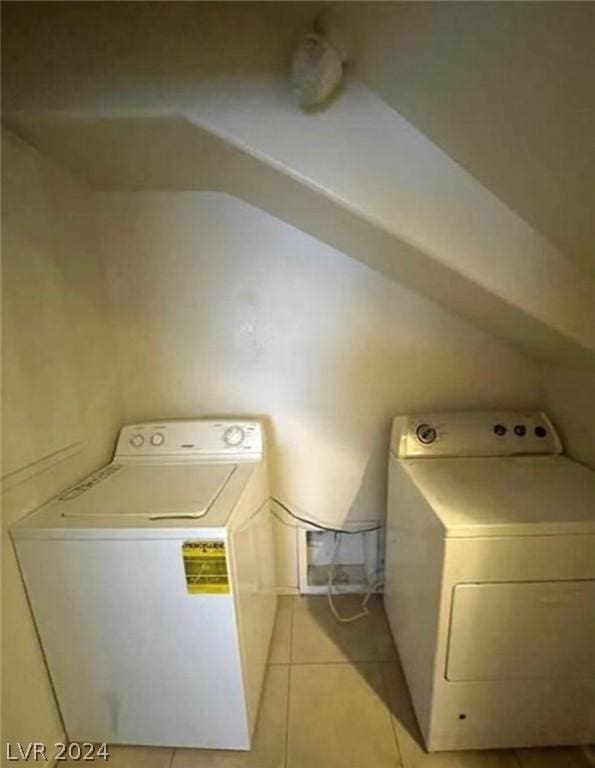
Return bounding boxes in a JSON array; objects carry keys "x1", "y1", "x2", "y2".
[
  {"x1": 401, "y1": 455, "x2": 595, "y2": 537},
  {"x1": 47, "y1": 463, "x2": 235, "y2": 524}
]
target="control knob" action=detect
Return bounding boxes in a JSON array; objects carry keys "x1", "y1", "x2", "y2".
[
  {"x1": 129, "y1": 434, "x2": 145, "y2": 448},
  {"x1": 223, "y1": 426, "x2": 245, "y2": 447},
  {"x1": 416, "y1": 424, "x2": 437, "y2": 445}
]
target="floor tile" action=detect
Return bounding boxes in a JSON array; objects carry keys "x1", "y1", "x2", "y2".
[
  {"x1": 171, "y1": 665, "x2": 289, "y2": 768},
  {"x1": 269, "y1": 595, "x2": 293, "y2": 664},
  {"x1": 380, "y1": 663, "x2": 518, "y2": 768},
  {"x1": 287, "y1": 662, "x2": 401, "y2": 768},
  {"x1": 516, "y1": 746, "x2": 594, "y2": 767},
  {"x1": 291, "y1": 594, "x2": 396, "y2": 663},
  {"x1": 63, "y1": 746, "x2": 173, "y2": 767}
]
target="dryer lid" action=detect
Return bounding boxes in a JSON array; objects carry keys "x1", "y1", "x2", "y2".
[{"x1": 400, "y1": 455, "x2": 595, "y2": 537}]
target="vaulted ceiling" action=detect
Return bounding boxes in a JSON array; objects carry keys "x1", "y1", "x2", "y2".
[
  {"x1": 2, "y1": 2, "x2": 594, "y2": 365},
  {"x1": 341, "y1": 2, "x2": 595, "y2": 279}
]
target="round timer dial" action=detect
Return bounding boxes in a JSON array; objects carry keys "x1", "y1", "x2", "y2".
[
  {"x1": 416, "y1": 424, "x2": 437, "y2": 445},
  {"x1": 223, "y1": 426, "x2": 245, "y2": 447}
]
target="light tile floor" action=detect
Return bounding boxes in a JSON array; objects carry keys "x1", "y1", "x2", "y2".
[{"x1": 64, "y1": 596, "x2": 593, "y2": 768}]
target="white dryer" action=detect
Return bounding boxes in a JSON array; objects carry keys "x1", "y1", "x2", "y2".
[
  {"x1": 385, "y1": 411, "x2": 595, "y2": 752},
  {"x1": 12, "y1": 419, "x2": 276, "y2": 750}
]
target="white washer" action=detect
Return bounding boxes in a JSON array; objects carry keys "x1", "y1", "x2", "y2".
[
  {"x1": 12, "y1": 419, "x2": 276, "y2": 750},
  {"x1": 385, "y1": 411, "x2": 595, "y2": 752}
]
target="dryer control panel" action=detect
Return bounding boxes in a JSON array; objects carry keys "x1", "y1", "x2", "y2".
[
  {"x1": 115, "y1": 420, "x2": 263, "y2": 461},
  {"x1": 392, "y1": 411, "x2": 562, "y2": 458}
]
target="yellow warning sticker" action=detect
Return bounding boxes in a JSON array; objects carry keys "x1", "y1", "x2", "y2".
[{"x1": 182, "y1": 541, "x2": 230, "y2": 594}]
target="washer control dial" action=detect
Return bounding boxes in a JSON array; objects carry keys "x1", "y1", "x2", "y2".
[
  {"x1": 129, "y1": 434, "x2": 145, "y2": 448},
  {"x1": 223, "y1": 425, "x2": 245, "y2": 447},
  {"x1": 151, "y1": 433, "x2": 165, "y2": 446},
  {"x1": 416, "y1": 424, "x2": 437, "y2": 445}
]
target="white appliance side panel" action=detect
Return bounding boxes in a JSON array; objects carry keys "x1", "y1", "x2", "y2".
[
  {"x1": 384, "y1": 459, "x2": 445, "y2": 743},
  {"x1": 446, "y1": 581, "x2": 595, "y2": 682},
  {"x1": 228, "y1": 459, "x2": 276, "y2": 737},
  {"x1": 15, "y1": 537, "x2": 251, "y2": 749}
]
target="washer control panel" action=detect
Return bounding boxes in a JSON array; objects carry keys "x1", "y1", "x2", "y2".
[
  {"x1": 116, "y1": 420, "x2": 263, "y2": 460},
  {"x1": 392, "y1": 411, "x2": 562, "y2": 458}
]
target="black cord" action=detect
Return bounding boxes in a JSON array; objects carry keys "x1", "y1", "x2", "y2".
[{"x1": 271, "y1": 496, "x2": 382, "y2": 535}]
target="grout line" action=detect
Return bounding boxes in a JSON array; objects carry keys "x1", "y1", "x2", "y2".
[
  {"x1": 283, "y1": 597, "x2": 295, "y2": 768},
  {"x1": 288, "y1": 594, "x2": 295, "y2": 665},
  {"x1": 286, "y1": 658, "x2": 379, "y2": 665},
  {"x1": 377, "y1": 663, "x2": 405, "y2": 768},
  {"x1": 167, "y1": 748, "x2": 176, "y2": 768},
  {"x1": 284, "y1": 666, "x2": 292, "y2": 768}
]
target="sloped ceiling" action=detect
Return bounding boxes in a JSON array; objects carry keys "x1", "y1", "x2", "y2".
[
  {"x1": 339, "y1": 2, "x2": 595, "y2": 278},
  {"x1": 2, "y1": 2, "x2": 594, "y2": 366}
]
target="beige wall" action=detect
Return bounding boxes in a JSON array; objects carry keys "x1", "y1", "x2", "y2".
[
  {"x1": 96, "y1": 191, "x2": 543, "y2": 587},
  {"x1": 1, "y1": 133, "x2": 123, "y2": 759},
  {"x1": 544, "y1": 367, "x2": 595, "y2": 470}
]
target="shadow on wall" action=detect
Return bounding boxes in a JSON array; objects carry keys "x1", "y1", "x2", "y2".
[
  {"x1": 1, "y1": 1, "x2": 322, "y2": 110},
  {"x1": 346, "y1": 424, "x2": 392, "y2": 522}
]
